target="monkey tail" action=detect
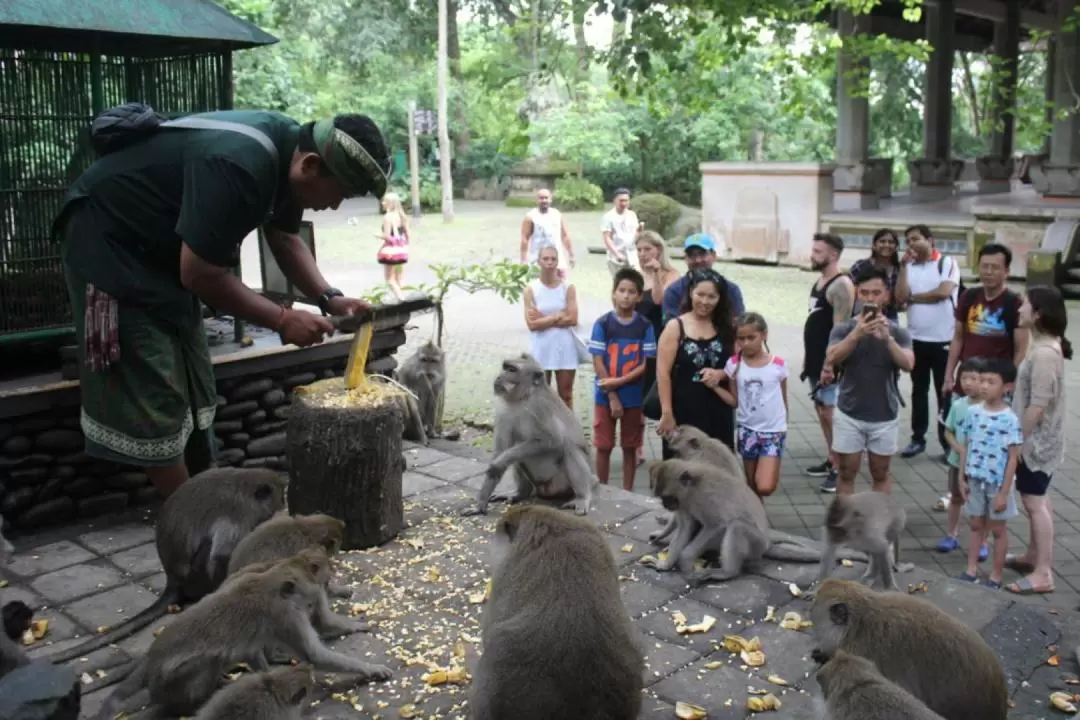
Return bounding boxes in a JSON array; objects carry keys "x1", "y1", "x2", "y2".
[
  {"x1": 763, "y1": 543, "x2": 823, "y2": 563},
  {"x1": 46, "y1": 582, "x2": 180, "y2": 665},
  {"x1": 92, "y1": 659, "x2": 147, "y2": 719}
]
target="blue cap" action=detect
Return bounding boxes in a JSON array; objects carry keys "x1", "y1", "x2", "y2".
[{"x1": 684, "y1": 233, "x2": 716, "y2": 252}]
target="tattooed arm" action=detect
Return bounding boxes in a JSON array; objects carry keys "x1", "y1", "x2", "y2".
[{"x1": 825, "y1": 275, "x2": 855, "y2": 324}]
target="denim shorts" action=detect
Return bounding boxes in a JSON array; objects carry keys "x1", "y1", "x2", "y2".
[
  {"x1": 964, "y1": 480, "x2": 1019, "y2": 521},
  {"x1": 737, "y1": 427, "x2": 786, "y2": 459},
  {"x1": 809, "y1": 378, "x2": 837, "y2": 408}
]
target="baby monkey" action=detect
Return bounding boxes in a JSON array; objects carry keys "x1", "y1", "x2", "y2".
[{"x1": 193, "y1": 664, "x2": 315, "y2": 720}]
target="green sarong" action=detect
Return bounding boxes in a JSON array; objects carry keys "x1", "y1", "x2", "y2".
[{"x1": 61, "y1": 220, "x2": 218, "y2": 469}]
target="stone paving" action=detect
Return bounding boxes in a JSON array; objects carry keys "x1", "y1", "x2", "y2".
[{"x1": 4, "y1": 440, "x2": 1080, "y2": 719}]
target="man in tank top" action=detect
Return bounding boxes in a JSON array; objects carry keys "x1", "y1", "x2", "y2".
[
  {"x1": 802, "y1": 233, "x2": 854, "y2": 493},
  {"x1": 519, "y1": 188, "x2": 576, "y2": 278}
]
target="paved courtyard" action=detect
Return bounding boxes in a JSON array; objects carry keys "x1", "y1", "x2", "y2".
[{"x1": 5, "y1": 442, "x2": 1080, "y2": 719}]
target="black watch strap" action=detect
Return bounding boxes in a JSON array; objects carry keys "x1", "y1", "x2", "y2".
[{"x1": 317, "y1": 287, "x2": 344, "y2": 315}]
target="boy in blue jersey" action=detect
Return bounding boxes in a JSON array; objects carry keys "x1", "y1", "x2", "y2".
[{"x1": 590, "y1": 268, "x2": 657, "y2": 490}]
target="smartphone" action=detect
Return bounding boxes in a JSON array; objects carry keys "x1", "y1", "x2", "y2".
[{"x1": 861, "y1": 302, "x2": 879, "y2": 318}]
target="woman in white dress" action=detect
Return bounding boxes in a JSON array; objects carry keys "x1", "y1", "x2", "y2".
[{"x1": 523, "y1": 243, "x2": 579, "y2": 409}]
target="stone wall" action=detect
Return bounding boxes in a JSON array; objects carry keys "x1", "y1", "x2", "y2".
[{"x1": 0, "y1": 321, "x2": 409, "y2": 534}]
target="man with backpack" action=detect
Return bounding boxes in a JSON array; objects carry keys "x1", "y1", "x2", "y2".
[
  {"x1": 942, "y1": 241, "x2": 1030, "y2": 434},
  {"x1": 895, "y1": 224, "x2": 962, "y2": 459},
  {"x1": 53, "y1": 108, "x2": 392, "y2": 499}
]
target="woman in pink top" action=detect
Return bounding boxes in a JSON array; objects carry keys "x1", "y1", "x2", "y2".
[{"x1": 377, "y1": 192, "x2": 410, "y2": 301}]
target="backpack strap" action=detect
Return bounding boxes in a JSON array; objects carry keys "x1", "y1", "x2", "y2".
[{"x1": 161, "y1": 117, "x2": 280, "y2": 214}]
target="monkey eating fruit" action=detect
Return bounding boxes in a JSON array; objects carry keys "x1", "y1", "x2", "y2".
[
  {"x1": 47, "y1": 467, "x2": 289, "y2": 667},
  {"x1": 462, "y1": 354, "x2": 598, "y2": 517},
  {"x1": 470, "y1": 504, "x2": 643, "y2": 720},
  {"x1": 809, "y1": 578, "x2": 1007, "y2": 720}
]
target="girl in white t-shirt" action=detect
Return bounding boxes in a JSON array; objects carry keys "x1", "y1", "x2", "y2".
[{"x1": 721, "y1": 312, "x2": 789, "y2": 497}]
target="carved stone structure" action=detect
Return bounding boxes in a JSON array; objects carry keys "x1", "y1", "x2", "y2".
[
  {"x1": 907, "y1": 158, "x2": 964, "y2": 202},
  {"x1": 976, "y1": 155, "x2": 1017, "y2": 195}
]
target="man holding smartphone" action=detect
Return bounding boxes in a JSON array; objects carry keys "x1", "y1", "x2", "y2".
[{"x1": 824, "y1": 264, "x2": 915, "y2": 495}]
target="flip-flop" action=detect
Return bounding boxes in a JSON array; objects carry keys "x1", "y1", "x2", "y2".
[
  {"x1": 1004, "y1": 555, "x2": 1036, "y2": 574},
  {"x1": 1005, "y1": 577, "x2": 1055, "y2": 595}
]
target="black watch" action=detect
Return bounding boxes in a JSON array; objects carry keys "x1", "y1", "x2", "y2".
[{"x1": 317, "y1": 287, "x2": 344, "y2": 315}]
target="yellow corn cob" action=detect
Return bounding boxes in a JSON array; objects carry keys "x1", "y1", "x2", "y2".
[{"x1": 343, "y1": 322, "x2": 374, "y2": 390}]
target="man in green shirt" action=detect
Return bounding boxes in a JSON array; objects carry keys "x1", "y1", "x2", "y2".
[{"x1": 55, "y1": 111, "x2": 391, "y2": 498}]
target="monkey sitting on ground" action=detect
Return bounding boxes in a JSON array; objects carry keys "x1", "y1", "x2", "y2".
[
  {"x1": 227, "y1": 547, "x2": 369, "y2": 639},
  {"x1": 48, "y1": 467, "x2": 288, "y2": 666},
  {"x1": 227, "y1": 513, "x2": 354, "y2": 599},
  {"x1": 95, "y1": 550, "x2": 393, "y2": 720},
  {"x1": 462, "y1": 354, "x2": 598, "y2": 517},
  {"x1": 398, "y1": 340, "x2": 447, "y2": 440},
  {"x1": 809, "y1": 578, "x2": 1007, "y2": 720},
  {"x1": 470, "y1": 505, "x2": 644, "y2": 720},
  {"x1": 812, "y1": 648, "x2": 947, "y2": 720},
  {"x1": 2, "y1": 600, "x2": 31, "y2": 643},
  {"x1": 193, "y1": 664, "x2": 314, "y2": 720},
  {"x1": 807, "y1": 491, "x2": 912, "y2": 597},
  {"x1": 644, "y1": 460, "x2": 864, "y2": 583},
  {"x1": 0, "y1": 606, "x2": 28, "y2": 681}
]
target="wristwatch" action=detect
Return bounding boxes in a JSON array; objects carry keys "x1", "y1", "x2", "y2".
[{"x1": 317, "y1": 287, "x2": 344, "y2": 315}]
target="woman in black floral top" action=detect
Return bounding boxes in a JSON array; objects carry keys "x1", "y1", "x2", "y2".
[
  {"x1": 847, "y1": 228, "x2": 901, "y2": 320},
  {"x1": 656, "y1": 269, "x2": 737, "y2": 454}
]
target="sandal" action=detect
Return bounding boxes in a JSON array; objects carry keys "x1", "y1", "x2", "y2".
[
  {"x1": 957, "y1": 572, "x2": 979, "y2": 583},
  {"x1": 983, "y1": 579, "x2": 1003, "y2": 590},
  {"x1": 1005, "y1": 576, "x2": 1055, "y2": 595},
  {"x1": 1004, "y1": 555, "x2": 1036, "y2": 574}
]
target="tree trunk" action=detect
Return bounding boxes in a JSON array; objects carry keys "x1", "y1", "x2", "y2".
[
  {"x1": 958, "y1": 51, "x2": 982, "y2": 138},
  {"x1": 572, "y1": 0, "x2": 590, "y2": 74},
  {"x1": 437, "y1": 0, "x2": 455, "y2": 221},
  {"x1": 286, "y1": 384, "x2": 406, "y2": 550},
  {"x1": 447, "y1": 0, "x2": 470, "y2": 158}
]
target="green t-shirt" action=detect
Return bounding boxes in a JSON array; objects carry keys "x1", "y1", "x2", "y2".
[
  {"x1": 944, "y1": 395, "x2": 977, "y2": 468},
  {"x1": 58, "y1": 110, "x2": 303, "y2": 313}
]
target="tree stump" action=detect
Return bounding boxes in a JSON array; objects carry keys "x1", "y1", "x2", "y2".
[{"x1": 286, "y1": 378, "x2": 406, "y2": 550}]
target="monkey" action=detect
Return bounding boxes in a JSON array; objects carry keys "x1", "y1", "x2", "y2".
[
  {"x1": 809, "y1": 491, "x2": 908, "y2": 596},
  {"x1": 462, "y1": 354, "x2": 598, "y2": 517},
  {"x1": 398, "y1": 340, "x2": 447, "y2": 438},
  {"x1": 227, "y1": 513, "x2": 353, "y2": 599},
  {"x1": 2, "y1": 601, "x2": 31, "y2": 642},
  {"x1": 643, "y1": 460, "x2": 864, "y2": 584},
  {"x1": 811, "y1": 648, "x2": 948, "y2": 720},
  {"x1": 648, "y1": 425, "x2": 832, "y2": 557},
  {"x1": 192, "y1": 664, "x2": 314, "y2": 720},
  {"x1": 226, "y1": 546, "x2": 369, "y2": 639},
  {"x1": 94, "y1": 550, "x2": 393, "y2": 720},
  {"x1": 470, "y1": 504, "x2": 643, "y2": 720},
  {"x1": 47, "y1": 467, "x2": 288, "y2": 665},
  {"x1": 809, "y1": 578, "x2": 1007, "y2": 720}
]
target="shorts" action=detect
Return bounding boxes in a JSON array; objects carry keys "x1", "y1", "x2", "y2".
[
  {"x1": 808, "y1": 378, "x2": 837, "y2": 407},
  {"x1": 832, "y1": 410, "x2": 899, "y2": 456},
  {"x1": 963, "y1": 480, "x2": 1019, "y2": 521},
  {"x1": 593, "y1": 405, "x2": 645, "y2": 451},
  {"x1": 1015, "y1": 459, "x2": 1052, "y2": 496},
  {"x1": 737, "y1": 427, "x2": 786, "y2": 459}
]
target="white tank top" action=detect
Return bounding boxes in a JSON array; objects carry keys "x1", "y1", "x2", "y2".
[{"x1": 527, "y1": 208, "x2": 567, "y2": 269}]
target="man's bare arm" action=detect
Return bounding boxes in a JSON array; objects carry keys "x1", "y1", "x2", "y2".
[
  {"x1": 909, "y1": 280, "x2": 957, "y2": 304},
  {"x1": 263, "y1": 226, "x2": 333, "y2": 300},
  {"x1": 520, "y1": 217, "x2": 532, "y2": 263},
  {"x1": 180, "y1": 243, "x2": 285, "y2": 330},
  {"x1": 942, "y1": 320, "x2": 965, "y2": 395},
  {"x1": 826, "y1": 276, "x2": 855, "y2": 324},
  {"x1": 561, "y1": 218, "x2": 575, "y2": 261}
]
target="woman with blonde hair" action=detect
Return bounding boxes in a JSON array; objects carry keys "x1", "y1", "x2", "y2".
[
  {"x1": 633, "y1": 230, "x2": 681, "y2": 463},
  {"x1": 523, "y1": 242, "x2": 580, "y2": 409},
  {"x1": 377, "y1": 192, "x2": 410, "y2": 301}
]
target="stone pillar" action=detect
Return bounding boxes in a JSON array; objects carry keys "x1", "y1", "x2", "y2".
[
  {"x1": 977, "y1": 1, "x2": 1020, "y2": 194},
  {"x1": 1031, "y1": 0, "x2": 1080, "y2": 197},
  {"x1": 908, "y1": 0, "x2": 963, "y2": 202},
  {"x1": 833, "y1": 10, "x2": 878, "y2": 210}
]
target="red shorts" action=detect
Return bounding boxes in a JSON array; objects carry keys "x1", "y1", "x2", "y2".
[{"x1": 593, "y1": 405, "x2": 645, "y2": 451}]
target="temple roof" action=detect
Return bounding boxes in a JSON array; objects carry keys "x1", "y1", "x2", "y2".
[{"x1": 0, "y1": 0, "x2": 278, "y2": 57}]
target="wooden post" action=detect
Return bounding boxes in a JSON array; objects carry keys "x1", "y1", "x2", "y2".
[
  {"x1": 408, "y1": 100, "x2": 422, "y2": 218},
  {"x1": 286, "y1": 381, "x2": 406, "y2": 549},
  {"x1": 437, "y1": 0, "x2": 455, "y2": 222}
]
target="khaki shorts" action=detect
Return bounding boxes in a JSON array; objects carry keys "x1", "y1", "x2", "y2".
[{"x1": 832, "y1": 410, "x2": 899, "y2": 456}]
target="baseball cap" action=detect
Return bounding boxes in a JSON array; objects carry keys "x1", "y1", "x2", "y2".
[{"x1": 684, "y1": 233, "x2": 716, "y2": 253}]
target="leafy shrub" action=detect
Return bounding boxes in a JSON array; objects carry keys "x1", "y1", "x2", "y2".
[
  {"x1": 633, "y1": 193, "x2": 683, "y2": 238},
  {"x1": 553, "y1": 175, "x2": 604, "y2": 211}
]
